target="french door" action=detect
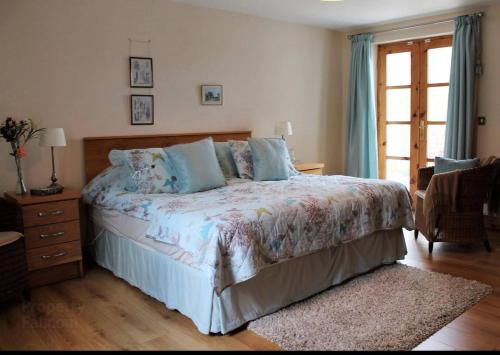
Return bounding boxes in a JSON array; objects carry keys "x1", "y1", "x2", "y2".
[{"x1": 377, "y1": 36, "x2": 452, "y2": 197}]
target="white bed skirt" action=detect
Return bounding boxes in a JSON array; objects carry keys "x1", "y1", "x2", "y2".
[{"x1": 94, "y1": 227, "x2": 407, "y2": 334}]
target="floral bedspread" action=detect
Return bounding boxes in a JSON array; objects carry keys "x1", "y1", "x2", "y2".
[{"x1": 83, "y1": 174, "x2": 414, "y2": 291}]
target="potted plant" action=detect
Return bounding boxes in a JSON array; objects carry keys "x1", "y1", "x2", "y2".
[{"x1": 0, "y1": 118, "x2": 45, "y2": 195}]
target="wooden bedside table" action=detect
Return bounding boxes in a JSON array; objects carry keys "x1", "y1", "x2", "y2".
[
  {"x1": 295, "y1": 163, "x2": 325, "y2": 175},
  {"x1": 4, "y1": 189, "x2": 83, "y2": 288}
]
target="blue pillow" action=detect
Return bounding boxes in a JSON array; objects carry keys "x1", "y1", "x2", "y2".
[
  {"x1": 248, "y1": 138, "x2": 290, "y2": 181},
  {"x1": 214, "y1": 142, "x2": 239, "y2": 178},
  {"x1": 164, "y1": 138, "x2": 226, "y2": 193},
  {"x1": 434, "y1": 156, "x2": 480, "y2": 174}
]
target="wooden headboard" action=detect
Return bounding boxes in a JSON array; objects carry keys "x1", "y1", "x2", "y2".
[{"x1": 83, "y1": 130, "x2": 252, "y2": 182}]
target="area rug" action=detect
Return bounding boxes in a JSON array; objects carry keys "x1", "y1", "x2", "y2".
[{"x1": 248, "y1": 263, "x2": 492, "y2": 351}]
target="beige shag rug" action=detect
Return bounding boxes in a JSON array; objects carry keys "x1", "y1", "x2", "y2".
[{"x1": 248, "y1": 263, "x2": 492, "y2": 351}]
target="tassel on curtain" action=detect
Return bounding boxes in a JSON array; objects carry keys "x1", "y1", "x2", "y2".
[
  {"x1": 444, "y1": 14, "x2": 482, "y2": 160},
  {"x1": 345, "y1": 33, "x2": 378, "y2": 179}
]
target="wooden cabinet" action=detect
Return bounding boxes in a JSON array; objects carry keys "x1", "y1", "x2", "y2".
[
  {"x1": 295, "y1": 163, "x2": 325, "y2": 176},
  {"x1": 4, "y1": 190, "x2": 83, "y2": 288}
]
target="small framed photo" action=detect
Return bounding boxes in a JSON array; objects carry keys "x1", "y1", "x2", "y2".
[
  {"x1": 130, "y1": 57, "x2": 153, "y2": 88},
  {"x1": 131, "y1": 95, "x2": 154, "y2": 125},
  {"x1": 201, "y1": 85, "x2": 223, "y2": 105}
]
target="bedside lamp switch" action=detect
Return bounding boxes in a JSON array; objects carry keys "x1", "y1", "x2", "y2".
[{"x1": 478, "y1": 116, "x2": 487, "y2": 126}]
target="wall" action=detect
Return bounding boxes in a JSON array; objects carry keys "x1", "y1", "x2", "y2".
[
  {"x1": 0, "y1": 0, "x2": 343, "y2": 193},
  {"x1": 340, "y1": 3, "x2": 500, "y2": 174}
]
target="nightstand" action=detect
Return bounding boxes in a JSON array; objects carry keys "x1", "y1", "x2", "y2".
[
  {"x1": 4, "y1": 189, "x2": 83, "y2": 288},
  {"x1": 295, "y1": 163, "x2": 325, "y2": 175}
]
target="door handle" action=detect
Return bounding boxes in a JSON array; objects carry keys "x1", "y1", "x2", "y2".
[{"x1": 419, "y1": 121, "x2": 426, "y2": 141}]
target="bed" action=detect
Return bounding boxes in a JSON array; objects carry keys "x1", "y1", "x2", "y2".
[{"x1": 82, "y1": 131, "x2": 414, "y2": 334}]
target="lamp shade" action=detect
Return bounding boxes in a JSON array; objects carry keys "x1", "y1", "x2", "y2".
[
  {"x1": 40, "y1": 128, "x2": 67, "y2": 147},
  {"x1": 275, "y1": 121, "x2": 293, "y2": 137}
]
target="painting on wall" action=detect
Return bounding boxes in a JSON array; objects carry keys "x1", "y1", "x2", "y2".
[
  {"x1": 130, "y1": 57, "x2": 153, "y2": 88},
  {"x1": 201, "y1": 85, "x2": 223, "y2": 105},
  {"x1": 131, "y1": 95, "x2": 154, "y2": 125}
]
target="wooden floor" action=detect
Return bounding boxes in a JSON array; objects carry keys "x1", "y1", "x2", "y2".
[{"x1": 1, "y1": 229, "x2": 500, "y2": 350}]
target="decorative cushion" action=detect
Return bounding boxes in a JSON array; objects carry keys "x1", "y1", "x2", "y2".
[
  {"x1": 214, "y1": 142, "x2": 239, "y2": 178},
  {"x1": 164, "y1": 137, "x2": 226, "y2": 194},
  {"x1": 81, "y1": 165, "x2": 135, "y2": 204},
  {"x1": 248, "y1": 138, "x2": 290, "y2": 181},
  {"x1": 0, "y1": 232, "x2": 23, "y2": 248},
  {"x1": 434, "y1": 156, "x2": 480, "y2": 174},
  {"x1": 228, "y1": 140, "x2": 254, "y2": 179},
  {"x1": 108, "y1": 148, "x2": 177, "y2": 194}
]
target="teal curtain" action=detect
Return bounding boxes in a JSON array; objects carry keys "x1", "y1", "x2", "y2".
[
  {"x1": 345, "y1": 33, "x2": 378, "y2": 179},
  {"x1": 444, "y1": 14, "x2": 482, "y2": 159}
]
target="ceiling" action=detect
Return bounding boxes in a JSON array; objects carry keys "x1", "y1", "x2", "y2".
[{"x1": 174, "y1": 0, "x2": 492, "y2": 31}]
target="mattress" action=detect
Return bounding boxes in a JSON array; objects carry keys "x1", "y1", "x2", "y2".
[{"x1": 91, "y1": 207, "x2": 199, "y2": 268}]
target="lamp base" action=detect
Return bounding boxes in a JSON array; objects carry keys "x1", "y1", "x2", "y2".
[{"x1": 30, "y1": 184, "x2": 64, "y2": 196}]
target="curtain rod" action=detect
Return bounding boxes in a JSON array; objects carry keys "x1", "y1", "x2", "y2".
[{"x1": 347, "y1": 11, "x2": 483, "y2": 40}]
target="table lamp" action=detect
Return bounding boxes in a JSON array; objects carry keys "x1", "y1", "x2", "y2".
[
  {"x1": 32, "y1": 128, "x2": 67, "y2": 195},
  {"x1": 275, "y1": 121, "x2": 297, "y2": 163},
  {"x1": 275, "y1": 121, "x2": 293, "y2": 140}
]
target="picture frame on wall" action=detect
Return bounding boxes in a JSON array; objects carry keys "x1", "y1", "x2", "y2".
[
  {"x1": 201, "y1": 85, "x2": 223, "y2": 105},
  {"x1": 131, "y1": 95, "x2": 154, "y2": 125},
  {"x1": 130, "y1": 57, "x2": 153, "y2": 88}
]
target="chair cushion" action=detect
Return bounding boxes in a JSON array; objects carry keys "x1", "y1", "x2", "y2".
[
  {"x1": 0, "y1": 232, "x2": 23, "y2": 247},
  {"x1": 416, "y1": 190, "x2": 426, "y2": 199},
  {"x1": 434, "y1": 156, "x2": 480, "y2": 174}
]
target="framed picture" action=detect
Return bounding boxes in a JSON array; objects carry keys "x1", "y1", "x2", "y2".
[
  {"x1": 131, "y1": 95, "x2": 154, "y2": 125},
  {"x1": 201, "y1": 85, "x2": 223, "y2": 105},
  {"x1": 130, "y1": 57, "x2": 153, "y2": 88}
]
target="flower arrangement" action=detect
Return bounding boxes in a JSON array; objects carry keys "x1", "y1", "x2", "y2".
[{"x1": 0, "y1": 117, "x2": 45, "y2": 194}]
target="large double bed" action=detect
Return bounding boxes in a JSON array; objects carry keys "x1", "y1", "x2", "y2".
[{"x1": 82, "y1": 131, "x2": 414, "y2": 334}]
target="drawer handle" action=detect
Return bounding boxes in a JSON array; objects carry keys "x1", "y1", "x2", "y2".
[
  {"x1": 40, "y1": 231, "x2": 65, "y2": 239},
  {"x1": 38, "y1": 210, "x2": 64, "y2": 217},
  {"x1": 41, "y1": 251, "x2": 68, "y2": 260}
]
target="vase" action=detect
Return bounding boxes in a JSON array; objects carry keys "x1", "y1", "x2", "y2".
[{"x1": 14, "y1": 155, "x2": 27, "y2": 195}]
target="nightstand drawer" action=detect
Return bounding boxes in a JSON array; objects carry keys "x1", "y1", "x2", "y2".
[
  {"x1": 24, "y1": 221, "x2": 80, "y2": 250},
  {"x1": 26, "y1": 241, "x2": 82, "y2": 271},
  {"x1": 295, "y1": 163, "x2": 325, "y2": 176},
  {"x1": 22, "y1": 200, "x2": 79, "y2": 227},
  {"x1": 302, "y1": 168, "x2": 323, "y2": 175}
]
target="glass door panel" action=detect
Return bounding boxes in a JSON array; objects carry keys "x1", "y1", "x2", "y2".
[
  {"x1": 386, "y1": 160, "x2": 410, "y2": 189},
  {"x1": 428, "y1": 47, "x2": 452, "y2": 84},
  {"x1": 386, "y1": 89, "x2": 411, "y2": 122},
  {"x1": 386, "y1": 124, "x2": 411, "y2": 157},
  {"x1": 422, "y1": 39, "x2": 451, "y2": 170},
  {"x1": 427, "y1": 86, "x2": 449, "y2": 122},
  {"x1": 427, "y1": 125, "x2": 446, "y2": 159},
  {"x1": 386, "y1": 52, "x2": 412, "y2": 86}
]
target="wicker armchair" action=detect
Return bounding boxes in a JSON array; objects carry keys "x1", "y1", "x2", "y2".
[
  {"x1": 0, "y1": 198, "x2": 29, "y2": 304},
  {"x1": 415, "y1": 164, "x2": 494, "y2": 254},
  {"x1": 0, "y1": 232, "x2": 29, "y2": 303}
]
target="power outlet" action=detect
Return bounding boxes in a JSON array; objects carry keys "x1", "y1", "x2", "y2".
[{"x1": 478, "y1": 116, "x2": 487, "y2": 126}]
